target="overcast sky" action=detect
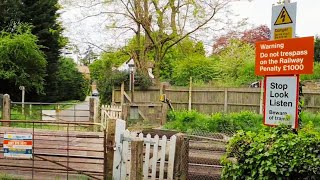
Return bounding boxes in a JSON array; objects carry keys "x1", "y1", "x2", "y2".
[
  {"x1": 59, "y1": 0, "x2": 319, "y2": 56},
  {"x1": 233, "y1": 0, "x2": 319, "y2": 37}
]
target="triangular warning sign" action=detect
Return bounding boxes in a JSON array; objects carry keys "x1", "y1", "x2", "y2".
[{"x1": 274, "y1": 7, "x2": 293, "y2": 25}]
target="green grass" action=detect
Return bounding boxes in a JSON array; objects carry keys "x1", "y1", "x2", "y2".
[
  {"x1": 164, "y1": 110, "x2": 320, "y2": 134},
  {"x1": 0, "y1": 173, "x2": 24, "y2": 180},
  {"x1": 2, "y1": 100, "x2": 94, "y2": 132}
]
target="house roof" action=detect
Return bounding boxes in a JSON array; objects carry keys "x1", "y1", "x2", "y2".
[{"x1": 77, "y1": 66, "x2": 90, "y2": 74}]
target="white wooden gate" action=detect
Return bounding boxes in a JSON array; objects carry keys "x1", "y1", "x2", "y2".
[
  {"x1": 101, "y1": 105, "x2": 122, "y2": 127},
  {"x1": 112, "y1": 120, "x2": 176, "y2": 180}
]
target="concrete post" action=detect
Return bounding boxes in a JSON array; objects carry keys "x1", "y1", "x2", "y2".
[{"x1": 2, "y1": 94, "x2": 11, "y2": 126}]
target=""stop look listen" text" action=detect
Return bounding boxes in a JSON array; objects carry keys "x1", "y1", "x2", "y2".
[{"x1": 269, "y1": 82, "x2": 293, "y2": 107}]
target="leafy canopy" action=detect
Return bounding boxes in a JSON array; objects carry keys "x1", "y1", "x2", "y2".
[{"x1": 0, "y1": 27, "x2": 46, "y2": 94}]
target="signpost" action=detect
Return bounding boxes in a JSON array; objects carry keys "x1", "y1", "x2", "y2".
[
  {"x1": 264, "y1": 76, "x2": 299, "y2": 128},
  {"x1": 256, "y1": 1, "x2": 315, "y2": 129},
  {"x1": 3, "y1": 133, "x2": 33, "y2": 159},
  {"x1": 255, "y1": 36, "x2": 314, "y2": 76},
  {"x1": 271, "y1": 2, "x2": 296, "y2": 40}
]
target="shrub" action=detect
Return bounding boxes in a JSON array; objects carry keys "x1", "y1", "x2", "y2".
[
  {"x1": 165, "y1": 110, "x2": 262, "y2": 134},
  {"x1": 165, "y1": 110, "x2": 320, "y2": 134},
  {"x1": 221, "y1": 124, "x2": 320, "y2": 179},
  {"x1": 165, "y1": 110, "x2": 209, "y2": 133}
]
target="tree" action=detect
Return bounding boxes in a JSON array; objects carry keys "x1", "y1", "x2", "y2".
[
  {"x1": 21, "y1": 0, "x2": 66, "y2": 102},
  {"x1": 215, "y1": 39, "x2": 259, "y2": 86},
  {"x1": 212, "y1": 25, "x2": 270, "y2": 54},
  {"x1": 171, "y1": 55, "x2": 218, "y2": 86},
  {"x1": 80, "y1": 46, "x2": 98, "y2": 66},
  {"x1": 0, "y1": 0, "x2": 24, "y2": 31},
  {"x1": 89, "y1": 53, "x2": 129, "y2": 104},
  {"x1": 56, "y1": 57, "x2": 89, "y2": 101},
  {"x1": 99, "y1": 0, "x2": 243, "y2": 80},
  {"x1": 160, "y1": 38, "x2": 206, "y2": 81},
  {"x1": 314, "y1": 36, "x2": 320, "y2": 62},
  {"x1": 241, "y1": 25, "x2": 270, "y2": 45},
  {"x1": 0, "y1": 28, "x2": 47, "y2": 101}
]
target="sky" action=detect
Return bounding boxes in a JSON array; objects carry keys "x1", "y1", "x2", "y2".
[
  {"x1": 232, "y1": 0, "x2": 319, "y2": 37},
  {"x1": 59, "y1": 0, "x2": 320, "y2": 56}
]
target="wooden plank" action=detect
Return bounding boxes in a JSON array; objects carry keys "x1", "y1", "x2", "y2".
[
  {"x1": 159, "y1": 136, "x2": 167, "y2": 179},
  {"x1": 167, "y1": 135, "x2": 177, "y2": 180},
  {"x1": 130, "y1": 140, "x2": 144, "y2": 180},
  {"x1": 143, "y1": 134, "x2": 151, "y2": 178},
  {"x1": 151, "y1": 135, "x2": 159, "y2": 180}
]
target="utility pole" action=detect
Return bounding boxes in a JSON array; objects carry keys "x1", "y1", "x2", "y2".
[{"x1": 19, "y1": 86, "x2": 25, "y2": 114}]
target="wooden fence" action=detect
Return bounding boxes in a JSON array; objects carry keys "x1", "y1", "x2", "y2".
[{"x1": 113, "y1": 86, "x2": 320, "y2": 114}]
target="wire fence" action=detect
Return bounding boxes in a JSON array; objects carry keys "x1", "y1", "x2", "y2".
[{"x1": 0, "y1": 120, "x2": 106, "y2": 180}]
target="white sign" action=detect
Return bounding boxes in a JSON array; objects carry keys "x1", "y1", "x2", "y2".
[
  {"x1": 271, "y1": 2, "x2": 297, "y2": 40},
  {"x1": 264, "y1": 76, "x2": 298, "y2": 128},
  {"x1": 3, "y1": 133, "x2": 33, "y2": 159}
]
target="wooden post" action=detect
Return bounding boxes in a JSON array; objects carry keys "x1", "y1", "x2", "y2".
[
  {"x1": 106, "y1": 119, "x2": 116, "y2": 179},
  {"x1": 112, "y1": 86, "x2": 115, "y2": 105},
  {"x1": 2, "y1": 94, "x2": 11, "y2": 126},
  {"x1": 161, "y1": 103, "x2": 168, "y2": 125},
  {"x1": 121, "y1": 82, "x2": 125, "y2": 106},
  {"x1": 188, "y1": 77, "x2": 192, "y2": 111},
  {"x1": 224, "y1": 88, "x2": 228, "y2": 113},
  {"x1": 130, "y1": 139, "x2": 144, "y2": 180},
  {"x1": 122, "y1": 104, "x2": 128, "y2": 123},
  {"x1": 89, "y1": 97, "x2": 95, "y2": 130},
  {"x1": 259, "y1": 80, "x2": 264, "y2": 114},
  {"x1": 174, "y1": 133, "x2": 188, "y2": 180},
  {"x1": 94, "y1": 98, "x2": 100, "y2": 132}
]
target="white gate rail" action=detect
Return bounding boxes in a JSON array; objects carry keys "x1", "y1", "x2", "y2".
[{"x1": 101, "y1": 105, "x2": 122, "y2": 127}]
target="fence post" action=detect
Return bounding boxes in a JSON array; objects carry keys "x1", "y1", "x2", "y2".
[
  {"x1": 121, "y1": 82, "x2": 125, "y2": 106},
  {"x1": 130, "y1": 139, "x2": 144, "y2": 180},
  {"x1": 161, "y1": 103, "x2": 168, "y2": 125},
  {"x1": 174, "y1": 133, "x2": 189, "y2": 180},
  {"x1": 94, "y1": 98, "x2": 100, "y2": 132},
  {"x1": 224, "y1": 88, "x2": 228, "y2": 113},
  {"x1": 106, "y1": 119, "x2": 116, "y2": 179},
  {"x1": 2, "y1": 94, "x2": 11, "y2": 126},
  {"x1": 188, "y1": 77, "x2": 192, "y2": 111},
  {"x1": 122, "y1": 104, "x2": 129, "y2": 123},
  {"x1": 89, "y1": 97, "x2": 95, "y2": 131}
]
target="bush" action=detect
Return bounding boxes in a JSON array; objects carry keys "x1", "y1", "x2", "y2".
[
  {"x1": 221, "y1": 125, "x2": 320, "y2": 179},
  {"x1": 165, "y1": 110, "x2": 262, "y2": 134},
  {"x1": 165, "y1": 110, "x2": 320, "y2": 134}
]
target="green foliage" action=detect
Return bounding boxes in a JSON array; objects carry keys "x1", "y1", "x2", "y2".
[
  {"x1": 222, "y1": 125, "x2": 320, "y2": 179},
  {"x1": 165, "y1": 110, "x2": 320, "y2": 134},
  {"x1": 56, "y1": 57, "x2": 89, "y2": 101},
  {"x1": 98, "y1": 70, "x2": 128, "y2": 104},
  {"x1": 22, "y1": 0, "x2": 65, "y2": 102},
  {"x1": 89, "y1": 52, "x2": 129, "y2": 104},
  {"x1": 314, "y1": 36, "x2": 320, "y2": 62},
  {"x1": 164, "y1": 110, "x2": 262, "y2": 134},
  {"x1": 160, "y1": 38, "x2": 207, "y2": 82},
  {"x1": 215, "y1": 40, "x2": 260, "y2": 86},
  {"x1": 0, "y1": 0, "x2": 66, "y2": 102},
  {"x1": 134, "y1": 72, "x2": 153, "y2": 90},
  {"x1": 0, "y1": 27, "x2": 46, "y2": 99},
  {"x1": 0, "y1": 0, "x2": 24, "y2": 31},
  {"x1": 301, "y1": 62, "x2": 320, "y2": 81},
  {"x1": 171, "y1": 56, "x2": 218, "y2": 86}
]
